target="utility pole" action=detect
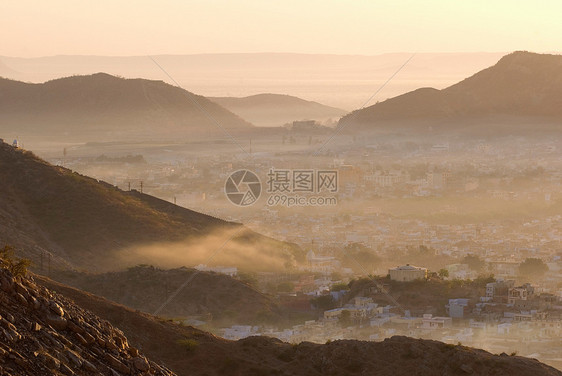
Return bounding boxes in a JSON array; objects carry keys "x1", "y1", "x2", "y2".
[
  {"x1": 128, "y1": 181, "x2": 131, "y2": 191},
  {"x1": 174, "y1": 196, "x2": 177, "y2": 205},
  {"x1": 140, "y1": 181, "x2": 143, "y2": 194}
]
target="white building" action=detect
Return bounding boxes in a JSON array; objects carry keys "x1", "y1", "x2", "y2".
[{"x1": 389, "y1": 264, "x2": 428, "y2": 282}]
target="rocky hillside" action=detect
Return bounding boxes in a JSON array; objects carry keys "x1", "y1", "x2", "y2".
[
  {"x1": 0, "y1": 73, "x2": 252, "y2": 141},
  {"x1": 0, "y1": 142, "x2": 303, "y2": 272},
  {"x1": 36, "y1": 273, "x2": 562, "y2": 376},
  {"x1": 210, "y1": 93, "x2": 345, "y2": 127},
  {"x1": 341, "y1": 51, "x2": 562, "y2": 133},
  {"x1": 0, "y1": 257, "x2": 176, "y2": 375}
]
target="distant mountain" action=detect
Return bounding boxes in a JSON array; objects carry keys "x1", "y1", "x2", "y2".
[
  {"x1": 0, "y1": 141, "x2": 303, "y2": 272},
  {"x1": 0, "y1": 53, "x2": 505, "y2": 110},
  {"x1": 0, "y1": 73, "x2": 253, "y2": 141},
  {"x1": 26, "y1": 273, "x2": 562, "y2": 376},
  {"x1": 340, "y1": 51, "x2": 562, "y2": 133},
  {"x1": 210, "y1": 93, "x2": 346, "y2": 127}
]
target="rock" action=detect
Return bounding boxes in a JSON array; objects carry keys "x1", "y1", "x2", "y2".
[
  {"x1": 133, "y1": 356, "x2": 150, "y2": 372},
  {"x1": 14, "y1": 282, "x2": 28, "y2": 297},
  {"x1": 60, "y1": 363, "x2": 75, "y2": 375},
  {"x1": 82, "y1": 331, "x2": 95, "y2": 345},
  {"x1": 49, "y1": 301, "x2": 65, "y2": 317},
  {"x1": 45, "y1": 314, "x2": 68, "y2": 331},
  {"x1": 104, "y1": 353, "x2": 130, "y2": 375},
  {"x1": 114, "y1": 335, "x2": 128, "y2": 350},
  {"x1": 40, "y1": 352, "x2": 61, "y2": 370},
  {"x1": 1, "y1": 318, "x2": 17, "y2": 332},
  {"x1": 75, "y1": 333, "x2": 88, "y2": 346},
  {"x1": 30, "y1": 322, "x2": 41, "y2": 332},
  {"x1": 460, "y1": 364, "x2": 474, "y2": 374},
  {"x1": 67, "y1": 320, "x2": 85, "y2": 334},
  {"x1": 15, "y1": 293, "x2": 28, "y2": 306},
  {"x1": 82, "y1": 359, "x2": 98, "y2": 373},
  {"x1": 65, "y1": 350, "x2": 83, "y2": 368},
  {"x1": 128, "y1": 347, "x2": 139, "y2": 357},
  {"x1": 0, "y1": 277, "x2": 13, "y2": 293},
  {"x1": 105, "y1": 339, "x2": 118, "y2": 351},
  {"x1": 4, "y1": 313, "x2": 15, "y2": 324},
  {"x1": 30, "y1": 296, "x2": 41, "y2": 310}
]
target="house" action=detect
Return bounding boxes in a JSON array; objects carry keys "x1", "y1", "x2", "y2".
[
  {"x1": 421, "y1": 314, "x2": 453, "y2": 329},
  {"x1": 486, "y1": 279, "x2": 515, "y2": 303},
  {"x1": 222, "y1": 325, "x2": 257, "y2": 340},
  {"x1": 389, "y1": 264, "x2": 427, "y2": 282},
  {"x1": 508, "y1": 283, "x2": 534, "y2": 305},
  {"x1": 446, "y1": 298, "x2": 469, "y2": 318},
  {"x1": 306, "y1": 251, "x2": 340, "y2": 274},
  {"x1": 194, "y1": 264, "x2": 237, "y2": 277}
]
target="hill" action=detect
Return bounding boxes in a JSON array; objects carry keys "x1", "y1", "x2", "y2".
[
  {"x1": 53, "y1": 265, "x2": 281, "y2": 325},
  {"x1": 0, "y1": 256, "x2": 176, "y2": 375},
  {"x1": 0, "y1": 73, "x2": 252, "y2": 142},
  {"x1": 30, "y1": 272, "x2": 562, "y2": 376},
  {"x1": 0, "y1": 141, "x2": 303, "y2": 272},
  {"x1": 0, "y1": 52, "x2": 505, "y2": 110},
  {"x1": 340, "y1": 51, "x2": 562, "y2": 134},
  {"x1": 210, "y1": 93, "x2": 346, "y2": 127}
]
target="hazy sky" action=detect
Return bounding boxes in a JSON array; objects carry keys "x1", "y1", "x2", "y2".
[{"x1": 2, "y1": 0, "x2": 561, "y2": 57}]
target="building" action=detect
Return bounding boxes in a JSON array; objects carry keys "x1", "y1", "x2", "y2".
[
  {"x1": 389, "y1": 264, "x2": 428, "y2": 282},
  {"x1": 194, "y1": 264, "x2": 237, "y2": 277},
  {"x1": 421, "y1": 314, "x2": 453, "y2": 329},
  {"x1": 447, "y1": 298, "x2": 469, "y2": 318},
  {"x1": 508, "y1": 283, "x2": 534, "y2": 305}
]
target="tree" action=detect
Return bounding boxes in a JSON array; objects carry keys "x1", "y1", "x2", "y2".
[
  {"x1": 343, "y1": 243, "x2": 381, "y2": 273},
  {"x1": 277, "y1": 282, "x2": 294, "y2": 293},
  {"x1": 462, "y1": 255, "x2": 486, "y2": 272},
  {"x1": 330, "y1": 283, "x2": 350, "y2": 292},
  {"x1": 519, "y1": 258, "x2": 548, "y2": 280},
  {"x1": 237, "y1": 272, "x2": 258, "y2": 288},
  {"x1": 438, "y1": 268, "x2": 449, "y2": 279}
]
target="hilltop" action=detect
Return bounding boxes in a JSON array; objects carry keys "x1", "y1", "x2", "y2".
[
  {"x1": 341, "y1": 51, "x2": 562, "y2": 134},
  {"x1": 53, "y1": 265, "x2": 281, "y2": 325},
  {"x1": 0, "y1": 141, "x2": 303, "y2": 272},
  {"x1": 210, "y1": 93, "x2": 346, "y2": 127},
  {"x1": 0, "y1": 73, "x2": 252, "y2": 141},
  {"x1": 32, "y1": 272, "x2": 562, "y2": 376}
]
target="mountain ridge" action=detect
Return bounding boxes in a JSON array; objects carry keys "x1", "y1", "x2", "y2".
[
  {"x1": 340, "y1": 51, "x2": 562, "y2": 132},
  {"x1": 209, "y1": 93, "x2": 346, "y2": 127},
  {"x1": 0, "y1": 73, "x2": 253, "y2": 141}
]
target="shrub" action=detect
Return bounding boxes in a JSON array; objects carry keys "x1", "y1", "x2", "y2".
[
  {"x1": 0, "y1": 245, "x2": 31, "y2": 277},
  {"x1": 176, "y1": 338, "x2": 199, "y2": 352}
]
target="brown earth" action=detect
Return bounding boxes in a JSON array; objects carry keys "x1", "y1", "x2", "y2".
[
  {"x1": 36, "y1": 273, "x2": 562, "y2": 376},
  {"x1": 0, "y1": 141, "x2": 303, "y2": 272}
]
